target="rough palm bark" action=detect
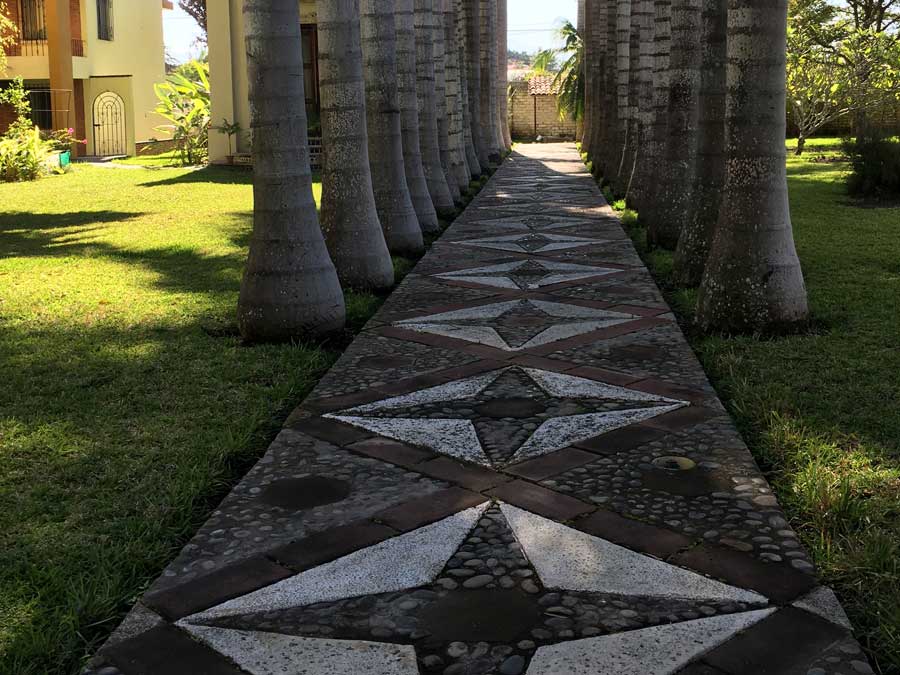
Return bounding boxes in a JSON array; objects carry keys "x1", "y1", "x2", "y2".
[
  {"x1": 360, "y1": 0, "x2": 425, "y2": 256},
  {"x1": 415, "y1": 0, "x2": 456, "y2": 216},
  {"x1": 594, "y1": 0, "x2": 615, "y2": 176},
  {"x1": 647, "y1": 0, "x2": 701, "y2": 249},
  {"x1": 582, "y1": 0, "x2": 595, "y2": 158},
  {"x1": 463, "y1": 0, "x2": 490, "y2": 168},
  {"x1": 577, "y1": 0, "x2": 588, "y2": 145},
  {"x1": 443, "y1": 0, "x2": 472, "y2": 193},
  {"x1": 479, "y1": 0, "x2": 502, "y2": 163},
  {"x1": 395, "y1": 0, "x2": 441, "y2": 233},
  {"x1": 601, "y1": 0, "x2": 618, "y2": 175},
  {"x1": 627, "y1": 0, "x2": 655, "y2": 206},
  {"x1": 457, "y1": 0, "x2": 481, "y2": 177},
  {"x1": 432, "y1": 4, "x2": 461, "y2": 203},
  {"x1": 238, "y1": 0, "x2": 345, "y2": 342},
  {"x1": 673, "y1": 0, "x2": 726, "y2": 285},
  {"x1": 620, "y1": 0, "x2": 642, "y2": 195},
  {"x1": 317, "y1": 0, "x2": 395, "y2": 291},
  {"x1": 638, "y1": 0, "x2": 671, "y2": 226},
  {"x1": 497, "y1": 0, "x2": 511, "y2": 150},
  {"x1": 696, "y1": 0, "x2": 808, "y2": 332},
  {"x1": 611, "y1": 0, "x2": 631, "y2": 191}
]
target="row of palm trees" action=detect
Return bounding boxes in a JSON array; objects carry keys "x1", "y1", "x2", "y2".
[
  {"x1": 579, "y1": 0, "x2": 810, "y2": 333},
  {"x1": 238, "y1": 0, "x2": 510, "y2": 342}
]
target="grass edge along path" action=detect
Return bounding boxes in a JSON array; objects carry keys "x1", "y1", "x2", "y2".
[
  {"x1": 0, "y1": 162, "x2": 494, "y2": 675},
  {"x1": 595, "y1": 140, "x2": 900, "y2": 674}
]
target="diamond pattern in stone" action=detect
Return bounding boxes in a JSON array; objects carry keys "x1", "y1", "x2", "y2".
[
  {"x1": 457, "y1": 233, "x2": 611, "y2": 254},
  {"x1": 435, "y1": 260, "x2": 620, "y2": 290},
  {"x1": 324, "y1": 367, "x2": 689, "y2": 468},
  {"x1": 466, "y1": 214, "x2": 597, "y2": 232},
  {"x1": 394, "y1": 300, "x2": 641, "y2": 352}
]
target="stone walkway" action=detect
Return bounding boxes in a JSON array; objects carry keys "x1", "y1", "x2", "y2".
[{"x1": 90, "y1": 144, "x2": 870, "y2": 675}]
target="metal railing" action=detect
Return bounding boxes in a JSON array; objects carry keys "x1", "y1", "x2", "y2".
[{"x1": 4, "y1": 1, "x2": 86, "y2": 57}]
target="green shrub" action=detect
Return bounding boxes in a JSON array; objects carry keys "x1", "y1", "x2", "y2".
[
  {"x1": 0, "y1": 79, "x2": 53, "y2": 182},
  {"x1": 154, "y1": 60, "x2": 210, "y2": 166},
  {"x1": 843, "y1": 135, "x2": 900, "y2": 198},
  {"x1": 0, "y1": 125, "x2": 52, "y2": 181}
]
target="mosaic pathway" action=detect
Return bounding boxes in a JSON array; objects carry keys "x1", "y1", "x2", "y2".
[{"x1": 86, "y1": 144, "x2": 870, "y2": 675}]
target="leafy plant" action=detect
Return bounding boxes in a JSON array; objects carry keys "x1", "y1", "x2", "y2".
[
  {"x1": 550, "y1": 21, "x2": 584, "y2": 122},
  {"x1": 530, "y1": 21, "x2": 584, "y2": 122},
  {"x1": 0, "y1": 79, "x2": 53, "y2": 182},
  {"x1": 214, "y1": 118, "x2": 241, "y2": 156},
  {"x1": 154, "y1": 60, "x2": 211, "y2": 166},
  {"x1": 42, "y1": 128, "x2": 87, "y2": 153}
]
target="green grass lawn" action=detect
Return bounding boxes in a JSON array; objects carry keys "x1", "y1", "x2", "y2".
[
  {"x1": 622, "y1": 140, "x2": 900, "y2": 674},
  {"x1": 0, "y1": 164, "x2": 388, "y2": 674}
]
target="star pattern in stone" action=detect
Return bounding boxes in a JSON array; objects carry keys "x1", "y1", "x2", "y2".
[
  {"x1": 435, "y1": 260, "x2": 620, "y2": 290},
  {"x1": 181, "y1": 504, "x2": 771, "y2": 675},
  {"x1": 324, "y1": 366, "x2": 689, "y2": 467},
  {"x1": 393, "y1": 299, "x2": 641, "y2": 352},
  {"x1": 457, "y1": 233, "x2": 611, "y2": 254},
  {"x1": 467, "y1": 214, "x2": 599, "y2": 232},
  {"x1": 493, "y1": 189, "x2": 585, "y2": 202}
]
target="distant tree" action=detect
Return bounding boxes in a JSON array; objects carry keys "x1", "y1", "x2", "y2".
[
  {"x1": 507, "y1": 49, "x2": 532, "y2": 64},
  {"x1": 0, "y1": 2, "x2": 15, "y2": 75},
  {"x1": 787, "y1": 0, "x2": 900, "y2": 149},
  {"x1": 179, "y1": 0, "x2": 207, "y2": 37},
  {"x1": 549, "y1": 21, "x2": 585, "y2": 121}
]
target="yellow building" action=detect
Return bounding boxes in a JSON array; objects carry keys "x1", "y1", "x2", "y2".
[
  {"x1": 1, "y1": 0, "x2": 170, "y2": 156},
  {"x1": 207, "y1": 0, "x2": 320, "y2": 164}
]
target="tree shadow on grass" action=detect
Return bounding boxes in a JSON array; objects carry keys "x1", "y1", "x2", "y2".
[
  {"x1": 0, "y1": 211, "x2": 142, "y2": 258},
  {"x1": 0, "y1": 317, "x2": 334, "y2": 675},
  {"x1": 138, "y1": 166, "x2": 254, "y2": 188}
]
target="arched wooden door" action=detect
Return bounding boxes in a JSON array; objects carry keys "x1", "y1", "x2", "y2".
[{"x1": 92, "y1": 91, "x2": 126, "y2": 156}]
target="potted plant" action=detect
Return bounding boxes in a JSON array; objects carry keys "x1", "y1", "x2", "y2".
[
  {"x1": 44, "y1": 128, "x2": 87, "y2": 168},
  {"x1": 215, "y1": 118, "x2": 241, "y2": 164}
]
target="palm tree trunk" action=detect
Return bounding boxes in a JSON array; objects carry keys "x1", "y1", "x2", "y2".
[
  {"x1": 395, "y1": 0, "x2": 442, "y2": 233},
  {"x1": 620, "y1": 0, "x2": 642, "y2": 196},
  {"x1": 592, "y1": 0, "x2": 613, "y2": 175},
  {"x1": 479, "y1": 0, "x2": 502, "y2": 163},
  {"x1": 673, "y1": 0, "x2": 726, "y2": 285},
  {"x1": 577, "y1": 0, "x2": 588, "y2": 145},
  {"x1": 497, "y1": 0, "x2": 512, "y2": 150},
  {"x1": 317, "y1": 0, "x2": 395, "y2": 291},
  {"x1": 238, "y1": 0, "x2": 345, "y2": 342},
  {"x1": 647, "y1": 0, "x2": 701, "y2": 249},
  {"x1": 627, "y1": 0, "x2": 655, "y2": 207},
  {"x1": 696, "y1": 0, "x2": 808, "y2": 332},
  {"x1": 457, "y1": 0, "x2": 482, "y2": 177},
  {"x1": 463, "y1": 0, "x2": 490, "y2": 169},
  {"x1": 638, "y1": 0, "x2": 671, "y2": 226},
  {"x1": 609, "y1": 0, "x2": 632, "y2": 193},
  {"x1": 432, "y1": 3, "x2": 462, "y2": 203},
  {"x1": 415, "y1": 0, "x2": 456, "y2": 216},
  {"x1": 443, "y1": 0, "x2": 473, "y2": 193},
  {"x1": 582, "y1": 0, "x2": 596, "y2": 158},
  {"x1": 360, "y1": 0, "x2": 425, "y2": 256},
  {"x1": 600, "y1": 0, "x2": 618, "y2": 176}
]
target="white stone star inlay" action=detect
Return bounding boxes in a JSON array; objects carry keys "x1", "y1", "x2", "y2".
[
  {"x1": 181, "y1": 504, "x2": 772, "y2": 675},
  {"x1": 435, "y1": 260, "x2": 620, "y2": 290},
  {"x1": 322, "y1": 367, "x2": 689, "y2": 468},
  {"x1": 456, "y1": 233, "x2": 611, "y2": 254},
  {"x1": 393, "y1": 299, "x2": 641, "y2": 352}
]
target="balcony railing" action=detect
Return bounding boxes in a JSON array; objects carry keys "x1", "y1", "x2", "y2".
[{"x1": 4, "y1": 0, "x2": 86, "y2": 57}]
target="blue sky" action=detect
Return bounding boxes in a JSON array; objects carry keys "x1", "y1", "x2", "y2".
[{"x1": 163, "y1": 1, "x2": 577, "y2": 64}]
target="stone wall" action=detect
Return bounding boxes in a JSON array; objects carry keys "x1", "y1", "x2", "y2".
[{"x1": 508, "y1": 81, "x2": 577, "y2": 141}]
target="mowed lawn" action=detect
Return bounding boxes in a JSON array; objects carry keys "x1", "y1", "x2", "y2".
[
  {"x1": 625, "y1": 140, "x2": 900, "y2": 673},
  {"x1": 0, "y1": 165, "x2": 383, "y2": 674}
]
